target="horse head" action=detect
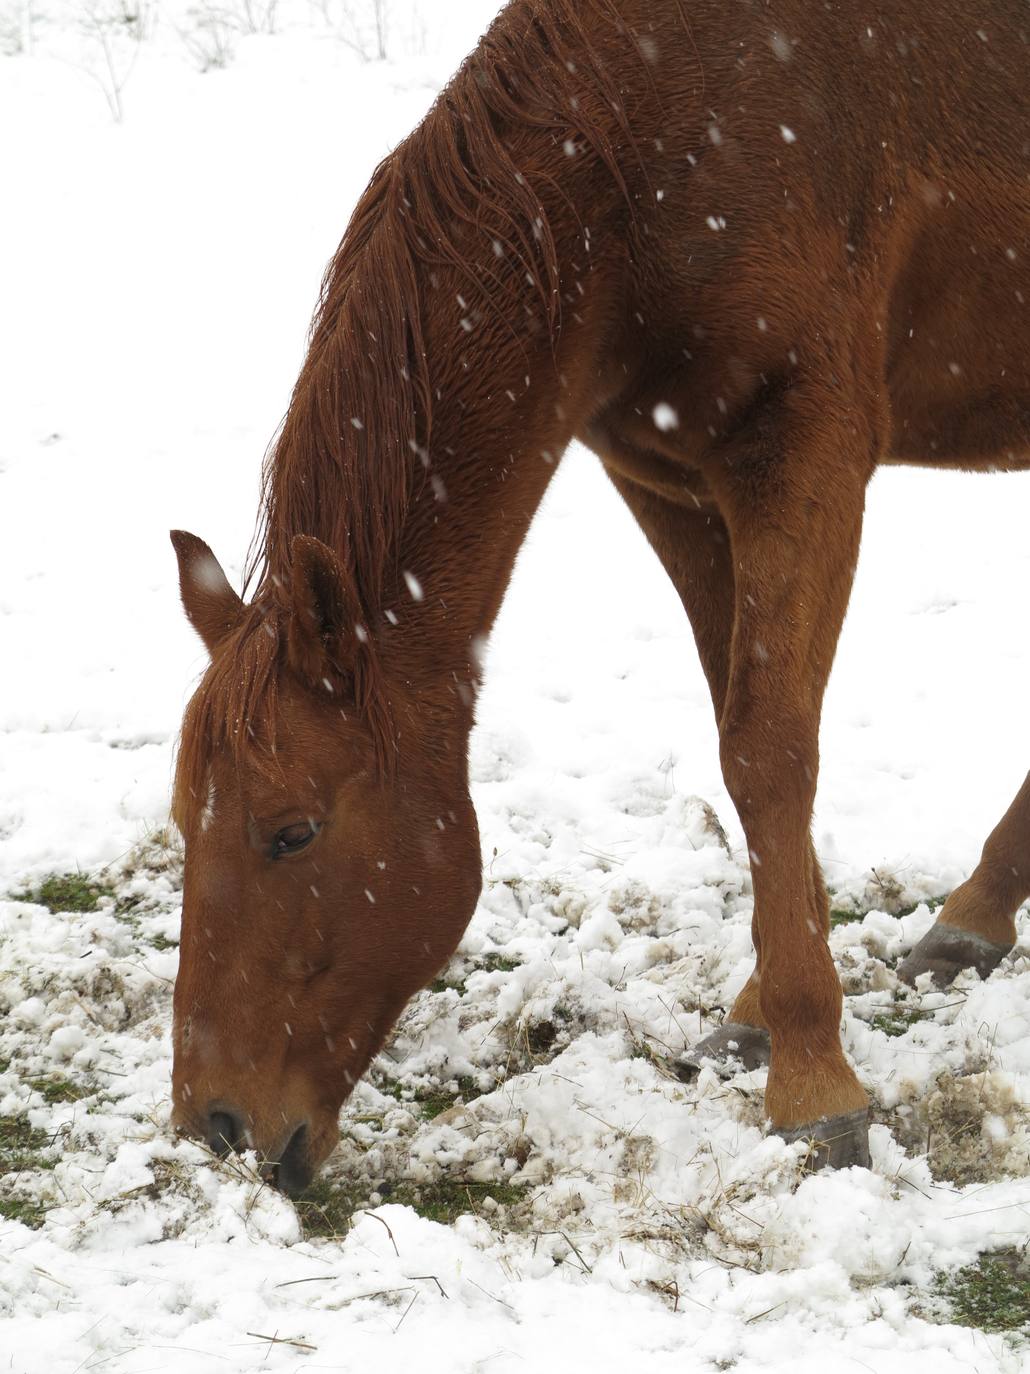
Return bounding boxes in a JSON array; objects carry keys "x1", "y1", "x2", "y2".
[{"x1": 168, "y1": 530, "x2": 481, "y2": 1193}]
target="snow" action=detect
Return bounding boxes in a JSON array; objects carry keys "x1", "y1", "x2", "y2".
[{"x1": 2, "y1": 5, "x2": 1029, "y2": 1371}]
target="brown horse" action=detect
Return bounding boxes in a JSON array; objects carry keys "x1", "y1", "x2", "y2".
[{"x1": 169, "y1": 0, "x2": 1029, "y2": 1192}]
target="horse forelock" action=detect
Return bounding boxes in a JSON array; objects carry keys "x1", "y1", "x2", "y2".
[
  {"x1": 171, "y1": 590, "x2": 401, "y2": 835},
  {"x1": 171, "y1": 602, "x2": 286, "y2": 835}
]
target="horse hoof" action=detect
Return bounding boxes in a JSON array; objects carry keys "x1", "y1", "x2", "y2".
[
  {"x1": 897, "y1": 923, "x2": 1013, "y2": 988},
  {"x1": 776, "y1": 1106, "x2": 871, "y2": 1171},
  {"x1": 674, "y1": 1021, "x2": 771, "y2": 1081}
]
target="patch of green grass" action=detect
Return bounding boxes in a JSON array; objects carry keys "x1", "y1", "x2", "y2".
[
  {"x1": 869, "y1": 1007, "x2": 928, "y2": 1037},
  {"x1": 107, "y1": 882, "x2": 179, "y2": 951},
  {"x1": 896, "y1": 894, "x2": 950, "y2": 920},
  {"x1": 428, "y1": 952, "x2": 520, "y2": 995},
  {"x1": 417, "y1": 1093, "x2": 456, "y2": 1119},
  {"x1": 13, "y1": 872, "x2": 114, "y2": 914},
  {"x1": 113, "y1": 894, "x2": 179, "y2": 951},
  {"x1": 10, "y1": 863, "x2": 178, "y2": 951},
  {"x1": 0, "y1": 1116, "x2": 54, "y2": 1176},
  {"x1": 830, "y1": 893, "x2": 950, "y2": 927},
  {"x1": 294, "y1": 1175, "x2": 525, "y2": 1239},
  {"x1": 28, "y1": 1074, "x2": 90, "y2": 1105},
  {"x1": 0, "y1": 1195, "x2": 48, "y2": 1228},
  {"x1": 0, "y1": 1059, "x2": 91, "y2": 1108},
  {"x1": 479, "y1": 954, "x2": 520, "y2": 974},
  {"x1": 1, "y1": 1107, "x2": 60, "y2": 1230},
  {"x1": 415, "y1": 1076, "x2": 480, "y2": 1119},
  {"x1": 830, "y1": 908, "x2": 859, "y2": 928},
  {"x1": 375, "y1": 1074, "x2": 482, "y2": 1118},
  {"x1": 399, "y1": 1178, "x2": 523, "y2": 1226},
  {"x1": 292, "y1": 1177, "x2": 365, "y2": 1238},
  {"x1": 935, "y1": 1251, "x2": 1030, "y2": 1334}
]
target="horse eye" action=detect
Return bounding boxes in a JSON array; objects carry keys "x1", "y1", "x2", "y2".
[{"x1": 272, "y1": 822, "x2": 318, "y2": 858}]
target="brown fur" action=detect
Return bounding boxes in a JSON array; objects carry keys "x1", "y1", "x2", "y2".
[{"x1": 170, "y1": 0, "x2": 1029, "y2": 1189}]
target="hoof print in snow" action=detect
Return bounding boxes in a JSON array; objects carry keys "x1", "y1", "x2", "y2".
[
  {"x1": 776, "y1": 1106, "x2": 872, "y2": 1171},
  {"x1": 897, "y1": 923, "x2": 1013, "y2": 988},
  {"x1": 673, "y1": 1021, "x2": 771, "y2": 1081}
]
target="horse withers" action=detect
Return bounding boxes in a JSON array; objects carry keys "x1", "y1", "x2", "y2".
[{"x1": 169, "y1": 0, "x2": 1029, "y2": 1190}]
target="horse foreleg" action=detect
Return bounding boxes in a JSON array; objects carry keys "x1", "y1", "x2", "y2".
[
  {"x1": 604, "y1": 461, "x2": 850, "y2": 1081},
  {"x1": 601, "y1": 468, "x2": 773, "y2": 1068},
  {"x1": 899, "y1": 772, "x2": 1027, "y2": 986},
  {"x1": 707, "y1": 406, "x2": 874, "y2": 1169}
]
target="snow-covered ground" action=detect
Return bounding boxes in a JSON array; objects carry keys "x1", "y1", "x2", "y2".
[{"x1": 1, "y1": 6, "x2": 1028, "y2": 1370}]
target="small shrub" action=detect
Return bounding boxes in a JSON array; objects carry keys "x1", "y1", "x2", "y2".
[
  {"x1": 883, "y1": 1071, "x2": 1029, "y2": 1185},
  {"x1": 121, "y1": 826, "x2": 183, "y2": 881},
  {"x1": 866, "y1": 867, "x2": 906, "y2": 913},
  {"x1": 179, "y1": 2, "x2": 240, "y2": 72}
]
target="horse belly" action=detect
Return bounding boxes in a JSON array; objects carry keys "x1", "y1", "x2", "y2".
[{"x1": 886, "y1": 196, "x2": 1030, "y2": 471}]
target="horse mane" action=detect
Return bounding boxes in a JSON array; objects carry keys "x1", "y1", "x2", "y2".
[
  {"x1": 175, "y1": 0, "x2": 642, "y2": 828},
  {"x1": 246, "y1": 0, "x2": 636, "y2": 609}
]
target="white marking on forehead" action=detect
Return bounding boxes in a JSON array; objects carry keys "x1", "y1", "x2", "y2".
[{"x1": 200, "y1": 777, "x2": 217, "y2": 832}]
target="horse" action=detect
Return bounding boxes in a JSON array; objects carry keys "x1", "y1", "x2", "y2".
[{"x1": 168, "y1": 0, "x2": 1030, "y2": 1193}]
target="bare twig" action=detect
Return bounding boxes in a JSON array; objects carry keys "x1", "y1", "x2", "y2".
[
  {"x1": 559, "y1": 1229, "x2": 593, "y2": 1273},
  {"x1": 408, "y1": 1273, "x2": 449, "y2": 1299}
]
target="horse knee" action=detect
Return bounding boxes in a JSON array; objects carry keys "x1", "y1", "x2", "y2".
[{"x1": 718, "y1": 718, "x2": 818, "y2": 831}]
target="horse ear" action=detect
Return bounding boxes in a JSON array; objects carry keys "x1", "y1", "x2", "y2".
[
  {"x1": 287, "y1": 534, "x2": 365, "y2": 687},
  {"x1": 170, "y1": 530, "x2": 244, "y2": 656}
]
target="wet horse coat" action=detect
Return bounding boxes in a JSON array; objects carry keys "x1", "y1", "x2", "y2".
[{"x1": 170, "y1": 0, "x2": 1029, "y2": 1188}]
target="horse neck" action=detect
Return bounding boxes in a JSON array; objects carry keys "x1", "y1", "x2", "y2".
[{"x1": 378, "y1": 200, "x2": 626, "y2": 735}]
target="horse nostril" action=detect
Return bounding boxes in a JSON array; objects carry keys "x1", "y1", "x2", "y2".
[
  {"x1": 206, "y1": 1107, "x2": 245, "y2": 1157},
  {"x1": 274, "y1": 1123, "x2": 312, "y2": 1197}
]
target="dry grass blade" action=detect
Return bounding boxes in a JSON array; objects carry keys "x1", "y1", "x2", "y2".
[
  {"x1": 246, "y1": 1331, "x2": 317, "y2": 1351},
  {"x1": 273, "y1": 1275, "x2": 337, "y2": 1289},
  {"x1": 361, "y1": 1208, "x2": 401, "y2": 1256},
  {"x1": 393, "y1": 1293, "x2": 419, "y2": 1333},
  {"x1": 339, "y1": 1286, "x2": 415, "y2": 1306},
  {"x1": 746, "y1": 1301, "x2": 786, "y2": 1324},
  {"x1": 467, "y1": 1279, "x2": 516, "y2": 1310}
]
